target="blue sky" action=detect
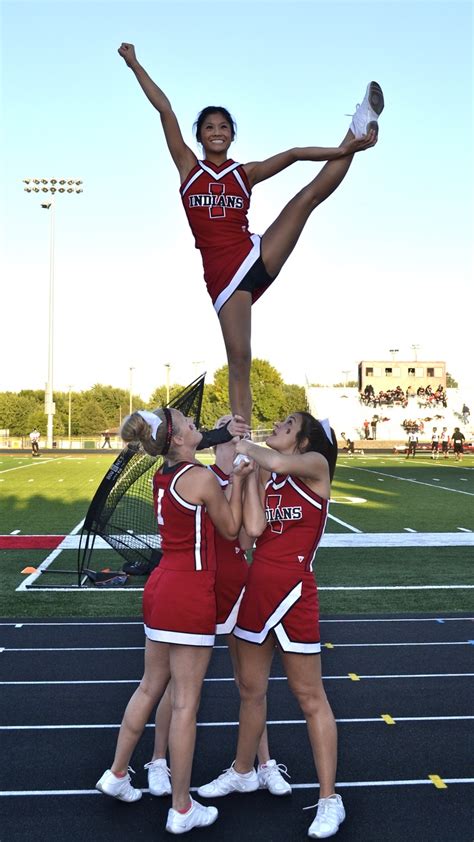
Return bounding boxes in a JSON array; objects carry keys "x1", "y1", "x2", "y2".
[{"x1": 1, "y1": 0, "x2": 472, "y2": 401}]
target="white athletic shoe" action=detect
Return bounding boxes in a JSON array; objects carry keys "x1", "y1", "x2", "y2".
[
  {"x1": 350, "y1": 81, "x2": 384, "y2": 138},
  {"x1": 307, "y1": 794, "x2": 346, "y2": 838},
  {"x1": 145, "y1": 758, "x2": 172, "y2": 796},
  {"x1": 197, "y1": 762, "x2": 259, "y2": 798},
  {"x1": 257, "y1": 760, "x2": 292, "y2": 795},
  {"x1": 95, "y1": 767, "x2": 142, "y2": 802},
  {"x1": 166, "y1": 798, "x2": 218, "y2": 834}
]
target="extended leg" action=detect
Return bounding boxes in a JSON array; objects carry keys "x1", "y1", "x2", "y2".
[
  {"x1": 167, "y1": 644, "x2": 213, "y2": 810},
  {"x1": 218, "y1": 291, "x2": 252, "y2": 423}
]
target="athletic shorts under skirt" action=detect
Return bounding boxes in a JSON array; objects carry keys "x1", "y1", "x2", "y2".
[
  {"x1": 215, "y1": 557, "x2": 248, "y2": 635},
  {"x1": 234, "y1": 559, "x2": 320, "y2": 654},
  {"x1": 206, "y1": 234, "x2": 275, "y2": 315},
  {"x1": 143, "y1": 566, "x2": 216, "y2": 646}
]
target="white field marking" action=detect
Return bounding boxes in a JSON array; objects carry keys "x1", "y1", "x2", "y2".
[
  {"x1": 326, "y1": 513, "x2": 362, "y2": 533},
  {"x1": 16, "y1": 519, "x2": 85, "y2": 592},
  {"x1": 344, "y1": 465, "x2": 474, "y2": 497},
  {"x1": 330, "y1": 496, "x2": 367, "y2": 504},
  {"x1": 10, "y1": 530, "x2": 20, "y2": 535},
  {"x1": 1, "y1": 778, "x2": 473, "y2": 796},
  {"x1": 349, "y1": 478, "x2": 355, "y2": 482},
  {"x1": 19, "y1": 530, "x2": 474, "y2": 550},
  {"x1": 433, "y1": 478, "x2": 440, "y2": 482},
  {"x1": 1, "y1": 673, "x2": 473, "y2": 687},
  {"x1": 0, "y1": 458, "x2": 69, "y2": 474},
  {"x1": 1, "y1": 616, "x2": 472, "y2": 628},
  {"x1": 18, "y1": 583, "x2": 474, "y2": 594},
  {"x1": 320, "y1": 585, "x2": 474, "y2": 590},
  {"x1": 457, "y1": 527, "x2": 472, "y2": 532},
  {"x1": 1, "y1": 715, "x2": 472, "y2": 732},
  {"x1": 460, "y1": 478, "x2": 468, "y2": 481},
  {"x1": 404, "y1": 528, "x2": 417, "y2": 532},
  {"x1": 4, "y1": 640, "x2": 472, "y2": 654},
  {"x1": 377, "y1": 478, "x2": 384, "y2": 482}
]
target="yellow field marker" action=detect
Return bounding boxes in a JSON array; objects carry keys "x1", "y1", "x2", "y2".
[
  {"x1": 381, "y1": 714, "x2": 396, "y2": 725},
  {"x1": 428, "y1": 775, "x2": 447, "y2": 789},
  {"x1": 348, "y1": 673, "x2": 360, "y2": 681},
  {"x1": 324, "y1": 643, "x2": 334, "y2": 649}
]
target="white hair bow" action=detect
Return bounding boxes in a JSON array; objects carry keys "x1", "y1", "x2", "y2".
[
  {"x1": 136, "y1": 410, "x2": 162, "y2": 440},
  {"x1": 320, "y1": 418, "x2": 333, "y2": 444}
]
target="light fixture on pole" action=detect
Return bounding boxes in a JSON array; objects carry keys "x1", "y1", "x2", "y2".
[
  {"x1": 389, "y1": 348, "x2": 399, "y2": 361},
  {"x1": 342, "y1": 370, "x2": 350, "y2": 389},
  {"x1": 164, "y1": 363, "x2": 171, "y2": 404},
  {"x1": 129, "y1": 367, "x2": 135, "y2": 415},
  {"x1": 192, "y1": 360, "x2": 204, "y2": 380},
  {"x1": 23, "y1": 178, "x2": 83, "y2": 448}
]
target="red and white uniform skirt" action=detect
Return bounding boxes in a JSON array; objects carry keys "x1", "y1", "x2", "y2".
[
  {"x1": 143, "y1": 566, "x2": 216, "y2": 647},
  {"x1": 234, "y1": 558, "x2": 320, "y2": 654}
]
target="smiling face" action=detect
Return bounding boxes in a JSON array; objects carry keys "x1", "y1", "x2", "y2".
[
  {"x1": 195, "y1": 108, "x2": 235, "y2": 157},
  {"x1": 266, "y1": 414, "x2": 304, "y2": 454}
]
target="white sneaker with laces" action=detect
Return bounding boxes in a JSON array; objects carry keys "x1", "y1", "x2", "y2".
[
  {"x1": 95, "y1": 767, "x2": 142, "y2": 802},
  {"x1": 307, "y1": 794, "x2": 345, "y2": 838},
  {"x1": 197, "y1": 761, "x2": 259, "y2": 798},
  {"x1": 257, "y1": 760, "x2": 292, "y2": 795},
  {"x1": 350, "y1": 81, "x2": 384, "y2": 138},
  {"x1": 166, "y1": 798, "x2": 218, "y2": 834},
  {"x1": 145, "y1": 758, "x2": 171, "y2": 796}
]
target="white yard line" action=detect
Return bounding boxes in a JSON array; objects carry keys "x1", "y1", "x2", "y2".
[
  {"x1": 0, "y1": 458, "x2": 69, "y2": 474},
  {"x1": 16, "y1": 520, "x2": 85, "y2": 592},
  {"x1": 343, "y1": 466, "x2": 474, "y2": 496}
]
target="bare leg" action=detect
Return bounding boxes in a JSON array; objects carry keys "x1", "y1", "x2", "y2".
[
  {"x1": 233, "y1": 635, "x2": 276, "y2": 772},
  {"x1": 152, "y1": 682, "x2": 172, "y2": 759},
  {"x1": 168, "y1": 644, "x2": 213, "y2": 810},
  {"x1": 281, "y1": 650, "x2": 338, "y2": 798},
  {"x1": 261, "y1": 129, "x2": 358, "y2": 278},
  {"x1": 111, "y1": 638, "x2": 171, "y2": 774},
  {"x1": 218, "y1": 291, "x2": 252, "y2": 423},
  {"x1": 227, "y1": 633, "x2": 271, "y2": 764}
]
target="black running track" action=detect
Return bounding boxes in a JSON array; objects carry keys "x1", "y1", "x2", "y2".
[{"x1": 1, "y1": 613, "x2": 473, "y2": 842}]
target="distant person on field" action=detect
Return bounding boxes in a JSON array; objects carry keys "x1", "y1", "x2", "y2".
[
  {"x1": 440, "y1": 427, "x2": 450, "y2": 459},
  {"x1": 430, "y1": 427, "x2": 439, "y2": 459},
  {"x1": 101, "y1": 430, "x2": 112, "y2": 448},
  {"x1": 29, "y1": 428, "x2": 40, "y2": 457},
  {"x1": 406, "y1": 429, "x2": 418, "y2": 458},
  {"x1": 462, "y1": 404, "x2": 470, "y2": 424},
  {"x1": 451, "y1": 427, "x2": 465, "y2": 461}
]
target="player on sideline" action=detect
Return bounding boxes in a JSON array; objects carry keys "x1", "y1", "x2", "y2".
[
  {"x1": 96, "y1": 406, "x2": 252, "y2": 835},
  {"x1": 118, "y1": 42, "x2": 384, "y2": 423},
  {"x1": 197, "y1": 412, "x2": 345, "y2": 839},
  {"x1": 145, "y1": 416, "x2": 291, "y2": 800}
]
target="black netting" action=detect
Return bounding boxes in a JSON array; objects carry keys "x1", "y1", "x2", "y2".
[{"x1": 77, "y1": 373, "x2": 205, "y2": 582}]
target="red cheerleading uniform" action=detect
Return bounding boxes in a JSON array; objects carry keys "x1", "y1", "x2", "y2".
[
  {"x1": 209, "y1": 464, "x2": 248, "y2": 634},
  {"x1": 234, "y1": 472, "x2": 329, "y2": 654},
  {"x1": 143, "y1": 461, "x2": 217, "y2": 646},
  {"x1": 180, "y1": 159, "x2": 274, "y2": 314}
]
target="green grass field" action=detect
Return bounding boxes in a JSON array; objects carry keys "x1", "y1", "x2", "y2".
[{"x1": 0, "y1": 450, "x2": 473, "y2": 618}]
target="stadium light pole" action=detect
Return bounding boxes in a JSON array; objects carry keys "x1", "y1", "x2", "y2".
[
  {"x1": 411, "y1": 344, "x2": 421, "y2": 362},
  {"x1": 23, "y1": 178, "x2": 83, "y2": 448},
  {"x1": 164, "y1": 363, "x2": 171, "y2": 404},
  {"x1": 68, "y1": 384, "x2": 73, "y2": 447},
  {"x1": 342, "y1": 370, "x2": 350, "y2": 389},
  {"x1": 389, "y1": 348, "x2": 399, "y2": 361},
  {"x1": 129, "y1": 367, "x2": 135, "y2": 415}
]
